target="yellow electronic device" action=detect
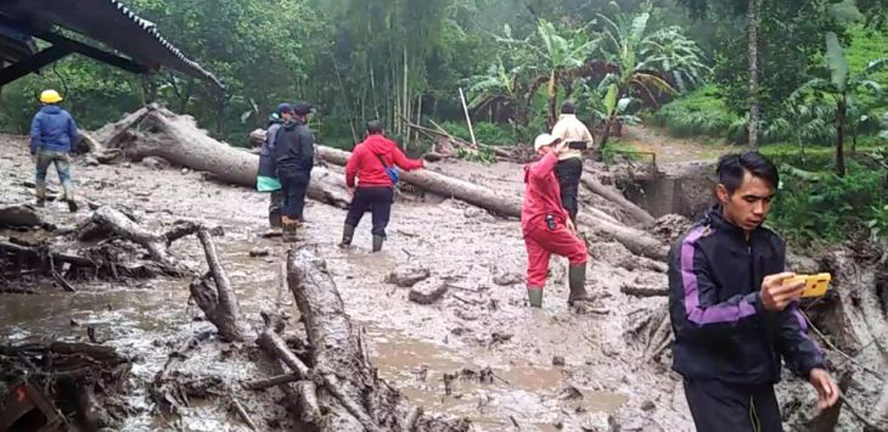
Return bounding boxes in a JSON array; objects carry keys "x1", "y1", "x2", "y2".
[{"x1": 784, "y1": 273, "x2": 832, "y2": 298}]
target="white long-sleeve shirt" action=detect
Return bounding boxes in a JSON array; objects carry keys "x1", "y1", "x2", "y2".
[{"x1": 551, "y1": 114, "x2": 594, "y2": 161}]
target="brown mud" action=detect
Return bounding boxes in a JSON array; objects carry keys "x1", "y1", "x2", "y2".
[{"x1": 1, "y1": 130, "x2": 885, "y2": 431}]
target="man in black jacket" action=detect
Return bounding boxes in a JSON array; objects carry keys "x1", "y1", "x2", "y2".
[
  {"x1": 669, "y1": 152, "x2": 839, "y2": 431},
  {"x1": 256, "y1": 103, "x2": 293, "y2": 228},
  {"x1": 273, "y1": 102, "x2": 314, "y2": 242}
]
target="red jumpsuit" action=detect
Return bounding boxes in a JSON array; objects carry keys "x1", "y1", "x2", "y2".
[{"x1": 521, "y1": 152, "x2": 588, "y2": 288}]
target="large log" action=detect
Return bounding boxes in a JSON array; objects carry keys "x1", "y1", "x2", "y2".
[
  {"x1": 580, "y1": 174, "x2": 655, "y2": 226},
  {"x1": 286, "y1": 245, "x2": 470, "y2": 432},
  {"x1": 316, "y1": 146, "x2": 668, "y2": 260},
  {"x1": 103, "y1": 106, "x2": 350, "y2": 209}
]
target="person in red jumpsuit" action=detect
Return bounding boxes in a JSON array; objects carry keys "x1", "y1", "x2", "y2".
[{"x1": 522, "y1": 134, "x2": 592, "y2": 308}]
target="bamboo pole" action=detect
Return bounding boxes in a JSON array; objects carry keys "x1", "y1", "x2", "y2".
[{"x1": 459, "y1": 87, "x2": 477, "y2": 147}]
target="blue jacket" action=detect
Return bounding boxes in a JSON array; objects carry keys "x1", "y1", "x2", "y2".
[
  {"x1": 257, "y1": 117, "x2": 284, "y2": 179},
  {"x1": 668, "y1": 206, "x2": 824, "y2": 385},
  {"x1": 29, "y1": 105, "x2": 79, "y2": 155}
]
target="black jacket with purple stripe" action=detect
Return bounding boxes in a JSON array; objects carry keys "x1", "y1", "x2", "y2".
[{"x1": 668, "y1": 206, "x2": 824, "y2": 385}]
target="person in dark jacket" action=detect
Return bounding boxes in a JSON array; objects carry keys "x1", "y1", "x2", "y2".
[
  {"x1": 257, "y1": 103, "x2": 293, "y2": 228},
  {"x1": 30, "y1": 89, "x2": 80, "y2": 212},
  {"x1": 340, "y1": 120, "x2": 426, "y2": 252},
  {"x1": 272, "y1": 102, "x2": 314, "y2": 242},
  {"x1": 669, "y1": 152, "x2": 839, "y2": 431}
]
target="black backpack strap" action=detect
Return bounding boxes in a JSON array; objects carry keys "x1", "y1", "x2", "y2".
[{"x1": 375, "y1": 153, "x2": 389, "y2": 168}]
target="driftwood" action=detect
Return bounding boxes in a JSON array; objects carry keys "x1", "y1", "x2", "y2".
[
  {"x1": 1, "y1": 207, "x2": 207, "y2": 287},
  {"x1": 315, "y1": 146, "x2": 668, "y2": 260},
  {"x1": 100, "y1": 106, "x2": 350, "y2": 209},
  {"x1": 580, "y1": 175, "x2": 655, "y2": 226},
  {"x1": 283, "y1": 245, "x2": 471, "y2": 432},
  {"x1": 188, "y1": 228, "x2": 247, "y2": 342}
]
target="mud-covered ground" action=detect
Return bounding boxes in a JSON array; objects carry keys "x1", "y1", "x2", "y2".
[{"x1": 0, "y1": 133, "x2": 841, "y2": 431}]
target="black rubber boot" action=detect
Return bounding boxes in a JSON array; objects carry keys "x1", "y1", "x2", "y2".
[
  {"x1": 339, "y1": 224, "x2": 355, "y2": 249},
  {"x1": 567, "y1": 264, "x2": 592, "y2": 305},
  {"x1": 527, "y1": 288, "x2": 543, "y2": 308},
  {"x1": 372, "y1": 235, "x2": 385, "y2": 252},
  {"x1": 268, "y1": 210, "x2": 282, "y2": 228},
  {"x1": 64, "y1": 186, "x2": 78, "y2": 213},
  {"x1": 36, "y1": 185, "x2": 46, "y2": 208}
]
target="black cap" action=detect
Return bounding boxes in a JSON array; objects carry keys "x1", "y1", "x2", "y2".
[
  {"x1": 561, "y1": 100, "x2": 577, "y2": 114},
  {"x1": 276, "y1": 103, "x2": 294, "y2": 115},
  {"x1": 293, "y1": 102, "x2": 313, "y2": 115}
]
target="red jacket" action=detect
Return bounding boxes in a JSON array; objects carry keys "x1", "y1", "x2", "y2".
[
  {"x1": 521, "y1": 152, "x2": 569, "y2": 234},
  {"x1": 345, "y1": 134, "x2": 424, "y2": 188}
]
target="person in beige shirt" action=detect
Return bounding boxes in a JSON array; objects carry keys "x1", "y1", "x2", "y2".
[{"x1": 550, "y1": 101, "x2": 593, "y2": 223}]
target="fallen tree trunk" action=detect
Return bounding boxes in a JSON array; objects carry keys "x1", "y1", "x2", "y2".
[
  {"x1": 315, "y1": 146, "x2": 668, "y2": 260},
  {"x1": 99, "y1": 108, "x2": 665, "y2": 260},
  {"x1": 189, "y1": 228, "x2": 247, "y2": 342},
  {"x1": 286, "y1": 245, "x2": 470, "y2": 432},
  {"x1": 102, "y1": 106, "x2": 350, "y2": 209},
  {"x1": 580, "y1": 175, "x2": 655, "y2": 226}
]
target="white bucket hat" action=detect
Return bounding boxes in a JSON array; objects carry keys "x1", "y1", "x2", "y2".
[{"x1": 533, "y1": 133, "x2": 561, "y2": 152}]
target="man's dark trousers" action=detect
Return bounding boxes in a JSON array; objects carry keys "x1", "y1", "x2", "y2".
[
  {"x1": 345, "y1": 186, "x2": 394, "y2": 236},
  {"x1": 684, "y1": 380, "x2": 783, "y2": 432},
  {"x1": 279, "y1": 170, "x2": 308, "y2": 221},
  {"x1": 555, "y1": 157, "x2": 582, "y2": 223}
]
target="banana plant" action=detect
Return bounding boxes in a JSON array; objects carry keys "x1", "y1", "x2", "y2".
[
  {"x1": 594, "y1": 8, "x2": 709, "y2": 151},
  {"x1": 493, "y1": 19, "x2": 599, "y2": 127},
  {"x1": 790, "y1": 31, "x2": 887, "y2": 176}
]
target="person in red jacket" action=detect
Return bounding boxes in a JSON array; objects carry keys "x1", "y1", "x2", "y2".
[
  {"x1": 523, "y1": 134, "x2": 592, "y2": 308},
  {"x1": 341, "y1": 120, "x2": 426, "y2": 251}
]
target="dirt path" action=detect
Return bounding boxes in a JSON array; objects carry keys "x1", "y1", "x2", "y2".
[
  {"x1": 618, "y1": 125, "x2": 737, "y2": 164},
  {"x1": 1, "y1": 134, "x2": 695, "y2": 431}
]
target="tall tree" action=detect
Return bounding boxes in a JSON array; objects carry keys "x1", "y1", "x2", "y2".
[
  {"x1": 676, "y1": 0, "x2": 761, "y2": 146},
  {"x1": 746, "y1": 0, "x2": 761, "y2": 148}
]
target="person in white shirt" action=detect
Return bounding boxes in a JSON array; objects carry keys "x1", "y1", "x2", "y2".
[{"x1": 550, "y1": 101, "x2": 594, "y2": 224}]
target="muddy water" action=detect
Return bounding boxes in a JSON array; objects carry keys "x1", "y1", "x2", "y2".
[
  {"x1": 370, "y1": 328, "x2": 628, "y2": 428},
  {"x1": 0, "y1": 137, "x2": 693, "y2": 431}
]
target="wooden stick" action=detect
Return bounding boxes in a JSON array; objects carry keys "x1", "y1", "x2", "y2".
[
  {"x1": 321, "y1": 373, "x2": 382, "y2": 432},
  {"x1": 620, "y1": 285, "x2": 668, "y2": 298},
  {"x1": 458, "y1": 87, "x2": 477, "y2": 147},
  {"x1": 257, "y1": 328, "x2": 310, "y2": 378},
  {"x1": 839, "y1": 393, "x2": 882, "y2": 430},
  {"x1": 296, "y1": 380, "x2": 321, "y2": 424},
  {"x1": 243, "y1": 373, "x2": 301, "y2": 391},
  {"x1": 229, "y1": 391, "x2": 258, "y2": 431},
  {"x1": 801, "y1": 311, "x2": 885, "y2": 382},
  {"x1": 405, "y1": 407, "x2": 422, "y2": 431}
]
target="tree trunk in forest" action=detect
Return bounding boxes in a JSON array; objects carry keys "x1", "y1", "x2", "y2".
[
  {"x1": 747, "y1": 0, "x2": 762, "y2": 149},
  {"x1": 837, "y1": 97, "x2": 847, "y2": 177},
  {"x1": 102, "y1": 106, "x2": 351, "y2": 209}
]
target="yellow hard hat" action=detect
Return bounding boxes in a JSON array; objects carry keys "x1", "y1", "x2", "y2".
[{"x1": 39, "y1": 89, "x2": 63, "y2": 104}]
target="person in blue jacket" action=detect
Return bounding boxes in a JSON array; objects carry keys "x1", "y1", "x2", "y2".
[
  {"x1": 256, "y1": 103, "x2": 293, "y2": 228},
  {"x1": 29, "y1": 89, "x2": 79, "y2": 212},
  {"x1": 669, "y1": 152, "x2": 839, "y2": 431}
]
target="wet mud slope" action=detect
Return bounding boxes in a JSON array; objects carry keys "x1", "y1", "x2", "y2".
[{"x1": 1, "y1": 129, "x2": 886, "y2": 431}]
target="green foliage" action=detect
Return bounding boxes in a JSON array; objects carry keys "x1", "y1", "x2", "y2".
[
  {"x1": 648, "y1": 85, "x2": 738, "y2": 138},
  {"x1": 473, "y1": 122, "x2": 518, "y2": 145},
  {"x1": 771, "y1": 162, "x2": 888, "y2": 243}
]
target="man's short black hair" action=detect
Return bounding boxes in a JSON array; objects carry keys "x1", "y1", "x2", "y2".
[
  {"x1": 366, "y1": 119, "x2": 384, "y2": 135},
  {"x1": 561, "y1": 101, "x2": 577, "y2": 114},
  {"x1": 717, "y1": 151, "x2": 779, "y2": 194}
]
